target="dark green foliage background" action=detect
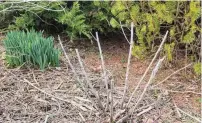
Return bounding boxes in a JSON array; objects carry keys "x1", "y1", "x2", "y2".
[{"x1": 0, "y1": 1, "x2": 201, "y2": 73}]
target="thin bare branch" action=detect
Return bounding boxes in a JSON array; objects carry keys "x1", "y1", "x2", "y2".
[
  {"x1": 133, "y1": 57, "x2": 165, "y2": 111},
  {"x1": 117, "y1": 57, "x2": 165, "y2": 122},
  {"x1": 120, "y1": 22, "x2": 134, "y2": 108},
  {"x1": 116, "y1": 115, "x2": 128, "y2": 123},
  {"x1": 113, "y1": 109, "x2": 126, "y2": 121},
  {"x1": 152, "y1": 63, "x2": 192, "y2": 88},
  {"x1": 120, "y1": 21, "x2": 130, "y2": 44},
  {"x1": 59, "y1": 40, "x2": 98, "y2": 112},
  {"x1": 79, "y1": 112, "x2": 86, "y2": 122},
  {"x1": 173, "y1": 100, "x2": 182, "y2": 118},
  {"x1": 24, "y1": 78, "x2": 71, "y2": 101},
  {"x1": 32, "y1": 71, "x2": 40, "y2": 86},
  {"x1": 95, "y1": 32, "x2": 109, "y2": 111},
  {"x1": 58, "y1": 35, "x2": 88, "y2": 94},
  {"x1": 152, "y1": 88, "x2": 202, "y2": 95},
  {"x1": 0, "y1": 2, "x2": 64, "y2": 13},
  {"x1": 27, "y1": 2, "x2": 64, "y2": 12},
  {"x1": 0, "y1": 3, "x2": 13, "y2": 13},
  {"x1": 75, "y1": 49, "x2": 104, "y2": 111},
  {"x1": 22, "y1": 78, "x2": 89, "y2": 111},
  {"x1": 110, "y1": 79, "x2": 114, "y2": 122},
  {"x1": 177, "y1": 106, "x2": 201, "y2": 122},
  {"x1": 137, "y1": 106, "x2": 153, "y2": 116},
  {"x1": 90, "y1": 32, "x2": 97, "y2": 41},
  {"x1": 44, "y1": 115, "x2": 49, "y2": 123},
  {"x1": 127, "y1": 31, "x2": 168, "y2": 107}
]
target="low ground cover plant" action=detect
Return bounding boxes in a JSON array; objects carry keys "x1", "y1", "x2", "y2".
[{"x1": 3, "y1": 30, "x2": 60, "y2": 70}]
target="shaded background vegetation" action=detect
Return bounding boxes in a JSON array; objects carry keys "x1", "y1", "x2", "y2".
[{"x1": 0, "y1": 1, "x2": 201, "y2": 74}]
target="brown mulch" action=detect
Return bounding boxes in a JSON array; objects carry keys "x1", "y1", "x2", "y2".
[{"x1": 0, "y1": 36, "x2": 200, "y2": 122}]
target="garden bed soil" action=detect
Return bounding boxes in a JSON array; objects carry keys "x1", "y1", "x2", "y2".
[{"x1": 0, "y1": 35, "x2": 200, "y2": 122}]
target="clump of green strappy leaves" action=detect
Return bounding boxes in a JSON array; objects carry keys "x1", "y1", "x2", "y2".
[{"x1": 3, "y1": 30, "x2": 60, "y2": 70}]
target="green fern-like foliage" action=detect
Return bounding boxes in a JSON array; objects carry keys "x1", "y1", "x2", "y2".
[
  {"x1": 58, "y1": 2, "x2": 91, "y2": 41},
  {"x1": 91, "y1": 1, "x2": 112, "y2": 33},
  {"x1": 8, "y1": 13, "x2": 34, "y2": 30}
]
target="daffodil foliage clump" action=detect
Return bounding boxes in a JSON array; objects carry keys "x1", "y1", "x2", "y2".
[{"x1": 3, "y1": 30, "x2": 60, "y2": 70}]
